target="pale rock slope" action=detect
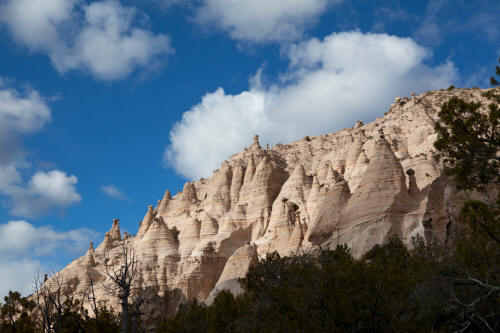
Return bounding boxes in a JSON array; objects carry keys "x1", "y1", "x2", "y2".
[{"x1": 50, "y1": 88, "x2": 496, "y2": 315}]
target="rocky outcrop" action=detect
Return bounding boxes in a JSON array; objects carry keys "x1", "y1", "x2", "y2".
[
  {"x1": 337, "y1": 133, "x2": 411, "y2": 256},
  {"x1": 49, "y1": 88, "x2": 498, "y2": 317}
]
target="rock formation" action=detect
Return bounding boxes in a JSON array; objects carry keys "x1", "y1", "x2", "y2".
[{"x1": 47, "y1": 88, "x2": 498, "y2": 316}]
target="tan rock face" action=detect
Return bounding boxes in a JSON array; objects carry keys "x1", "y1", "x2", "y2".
[{"x1": 50, "y1": 88, "x2": 497, "y2": 315}]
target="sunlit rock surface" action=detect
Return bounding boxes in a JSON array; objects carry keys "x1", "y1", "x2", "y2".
[{"x1": 50, "y1": 88, "x2": 495, "y2": 316}]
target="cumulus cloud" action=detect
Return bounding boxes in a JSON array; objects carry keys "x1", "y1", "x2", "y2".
[
  {"x1": 0, "y1": 0, "x2": 173, "y2": 80},
  {"x1": 0, "y1": 81, "x2": 51, "y2": 171},
  {"x1": 101, "y1": 184, "x2": 129, "y2": 201},
  {"x1": 0, "y1": 220, "x2": 95, "y2": 256},
  {"x1": 29, "y1": 171, "x2": 80, "y2": 205},
  {"x1": 165, "y1": 31, "x2": 457, "y2": 180},
  {"x1": 194, "y1": 0, "x2": 342, "y2": 43},
  {"x1": 5, "y1": 170, "x2": 82, "y2": 218},
  {"x1": 0, "y1": 82, "x2": 82, "y2": 218},
  {"x1": 0, "y1": 87, "x2": 51, "y2": 132},
  {"x1": 0, "y1": 220, "x2": 99, "y2": 297},
  {"x1": 0, "y1": 84, "x2": 51, "y2": 167}
]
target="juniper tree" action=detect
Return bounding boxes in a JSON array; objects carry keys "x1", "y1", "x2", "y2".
[
  {"x1": 433, "y1": 58, "x2": 500, "y2": 332},
  {"x1": 490, "y1": 56, "x2": 500, "y2": 86}
]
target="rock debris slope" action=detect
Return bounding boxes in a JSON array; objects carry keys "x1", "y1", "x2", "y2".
[{"x1": 51, "y1": 88, "x2": 494, "y2": 313}]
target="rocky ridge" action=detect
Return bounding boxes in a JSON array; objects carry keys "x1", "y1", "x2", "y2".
[{"x1": 50, "y1": 88, "x2": 495, "y2": 315}]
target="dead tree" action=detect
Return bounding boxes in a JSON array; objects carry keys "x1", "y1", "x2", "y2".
[
  {"x1": 33, "y1": 271, "x2": 58, "y2": 332},
  {"x1": 104, "y1": 241, "x2": 140, "y2": 333},
  {"x1": 86, "y1": 270, "x2": 99, "y2": 319},
  {"x1": 449, "y1": 275, "x2": 500, "y2": 332},
  {"x1": 32, "y1": 270, "x2": 83, "y2": 333}
]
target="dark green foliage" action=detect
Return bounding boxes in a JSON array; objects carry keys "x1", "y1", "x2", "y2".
[
  {"x1": 434, "y1": 58, "x2": 500, "y2": 191},
  {"x1": 434, "y1": 96, "x2": 500, "y2": 190},
  {"x1": 155, "y1": 292, "x2": 250, "y2": 333},
  {"x1": 84, "y1": 307, "x2": 121, "y2": 333},
  {"x1": 153, "y1": 236, "x2": 500, "y2": 332},
  {"x1": 240, "y1": 246, "x2": 373, "y2": 332},
  {"x1": 0, "y1": 291, "x2": 37, "y2": 333},
  {"x1": 484, "y1": 58, "x2": 500, "y2": 103},
  {"x1": 447, "y1": 84, "x2": 455, "y2": 91},
  {"x1": 432, "y1": 58, "x2": 500, "y2": 331},
  {"x1": 157, "y1": 241, "x2": 467, "y2": 333},
  {"x1": 207, "y1": 290, "x2": 242, "y2": 333},
  {"x1": 156, "y1": 299, "x2": 208, "y2": 333},
  {"x1": 0, "y1": 292, "x2": 120, "y2": 333},
  {"x1": 481, "y1": 89, "x2": 500, "y2": 103},
  {"x1": 490, "y1": 57, "x2": 500, "y2": 86},
  {"x1": 241, "y1": 240, "x2": 463, "y2": 333}
]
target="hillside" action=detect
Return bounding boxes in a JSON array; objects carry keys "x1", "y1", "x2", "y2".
[{"x1": 50, "y1": 87, "x2": 495, "y2": 317}]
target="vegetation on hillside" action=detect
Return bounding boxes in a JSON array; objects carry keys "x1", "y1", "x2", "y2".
[
  {"x1": 156, "y1": 234, "x2": 498, "y2": 332},
  {"x1": 0, "y1": 290, "x2": 120, "y2": 333}
]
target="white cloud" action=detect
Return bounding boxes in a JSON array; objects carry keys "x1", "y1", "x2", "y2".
[
  {"x1": 0, "y1": 82, "x2": 82, "y2": 218},
  {"x1": 194, "y1": 0, "x2": 342, "y2": 43},
  {"x1": 0, "y1": 258, "x2": 41, "y2": 298},
  {"x1": 0, "y1": 220, "x2": 99, "y2": 297},
  {"x1": 0, "y1": 0, "x2": 76, "y2": 50},
  {"x1": 165, "y1": 31, "x2": 457, "y2": 180},
  {"x1": 0, "y1": 0, "x2": 173, "y2": 80},
  {"x1": 0, "y1": 220, "x2": 95, "y2": 256},
  {"x1": 0, "y1": 82, "x2": 51, "y2": 170},
  {"x1": 0, "y1": 84, "x2": 51, "y2": 167},
  {"x1": 4, "y1": 171, "x2": 82, "y2": 218},
  {"x1": 165, "y1": 87, "x2": 270, "y2": 179},
  {"x1": 101, "y1": 184, "x2": 129, "y2": 201},
  {"x1": 0, "y1": 87, "x2": 51, "y2": 132},
  {"x1": 28, "y1": 171, "x2": 81, "y2": 206}
]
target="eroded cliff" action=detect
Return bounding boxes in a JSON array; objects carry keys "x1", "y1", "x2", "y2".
[{"x1": 50, "y1": 88, "x2": 496, "y2": 316}]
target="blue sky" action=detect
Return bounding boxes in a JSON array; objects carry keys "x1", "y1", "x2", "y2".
[{"x1": 0, "y1": 0, "x2": 498, "y2": 296}]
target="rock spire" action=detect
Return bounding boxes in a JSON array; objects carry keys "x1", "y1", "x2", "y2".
[{"x1": 49, "y1": 88, "x2": 494, "y2": 318}]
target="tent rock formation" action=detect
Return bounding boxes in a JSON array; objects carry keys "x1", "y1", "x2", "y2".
[{"x1": 48, "y1": 88, "x2": 497, "y2": 316}]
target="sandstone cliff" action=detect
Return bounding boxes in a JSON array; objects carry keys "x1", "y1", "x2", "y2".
[{"x1": 49, "y1": 88, "x2": 496, "y2": 316}]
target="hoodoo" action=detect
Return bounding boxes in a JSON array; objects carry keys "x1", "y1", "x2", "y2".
[{"x1": 47, "y1": 88, "x2": 495, "y2": 316}]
